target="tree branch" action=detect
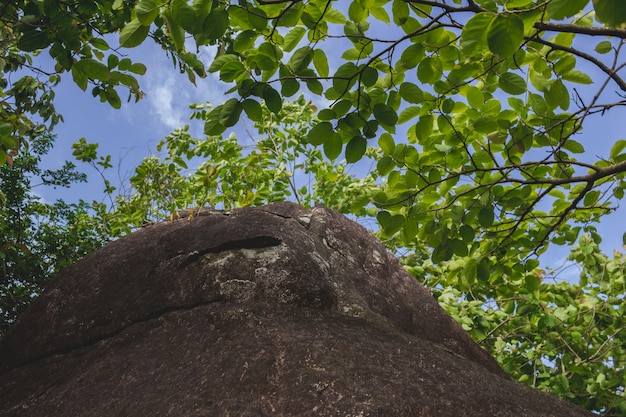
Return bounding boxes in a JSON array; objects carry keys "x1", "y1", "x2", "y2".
[
  {"x1": 404, "y1": 0, "x2": 483, "y2": 13},
  {"x1": 528, "y1": 36, "x2": 626, "y2": 92},
  {"x1": 534, "y1": 22, "x2": 626, "y2": 39}
]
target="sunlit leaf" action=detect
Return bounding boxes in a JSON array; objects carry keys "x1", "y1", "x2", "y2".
[
  {"x1": 119, "y1": 19, "x2": 150, "y2": 48},
  {"x1": 136, "y1": 0, "x2": 164, "y2": 26},
  {"x1": 461, "y1": 12, "x2": 492, "y2": 57},
  {"x1": 313, "y1": 49, "x2": 329, "y2": 78},
  {"x1": 487, "y1": 14, "x2": 524, "y2": 57},
  {"x1": 324, "y1": 133, "x2": 342, "y2": 161},
  {"x1": 595, "y1": 41, "x2": 613, "y2": 54},
  {"x1": 498, "y1": 72, "x2": 527, "y2": 95},
  {"x1": 283, "y1": 27, "x2": 306, "y2": 52},
  {"x1": 610, "y1": 139, "x2": 626, "y2": 160}
]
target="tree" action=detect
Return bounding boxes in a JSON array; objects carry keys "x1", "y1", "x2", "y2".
[
  {"x1": 0, "y1": 133, "x2": 109, "y2": 335},
  {"x1": 72, "y1": 96, "x2": 379, "y2": 235},
  {"x1": 4, "y1": 0, "x2": 626, "y2": 414},
  {"x1": 0, "y1": 0, "x2": 204, "y2": 164}
]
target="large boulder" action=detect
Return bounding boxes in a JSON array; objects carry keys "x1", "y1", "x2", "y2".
[{"x1": 0, "y1": 202, "x2": 592, "y2": 416}]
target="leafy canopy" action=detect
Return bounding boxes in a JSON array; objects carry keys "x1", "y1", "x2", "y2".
[{"x1": 4, "y1": 0, "x2": 626, "y2": 414}]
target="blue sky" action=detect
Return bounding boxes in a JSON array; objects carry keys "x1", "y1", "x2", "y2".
[{"x1": 32, "y1": 22, "x2": 626, "y2": 279}]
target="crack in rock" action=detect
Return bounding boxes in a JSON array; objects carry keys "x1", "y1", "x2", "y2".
[{"x1": 178, "y1": 236, "x2": 282, "y2": 268}]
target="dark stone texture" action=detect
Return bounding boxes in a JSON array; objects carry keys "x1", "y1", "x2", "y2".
[{"x1": 0, "y1": 202, "x2": 592, "y2": 416}]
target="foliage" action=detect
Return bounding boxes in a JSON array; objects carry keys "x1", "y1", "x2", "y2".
[
  {"x1": 0, "y1": 133, "x2": 108, "y2": 335},
  {"x1": 73, "y1": 96, "x2": 379, "y2": 236},
  {"x1": 4, "y1": 0, "x2": 626, "y2": 414},
  {"x1": 0, "y1": 0, "x2": 205, "y2": 163},
  {"x1": 412, "y1": 233, "x2": 626, "y2": 415}
]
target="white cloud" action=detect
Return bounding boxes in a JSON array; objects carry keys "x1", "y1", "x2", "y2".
[{"x1": 148, "y1": 73, "x2": 188, "y2": 130}]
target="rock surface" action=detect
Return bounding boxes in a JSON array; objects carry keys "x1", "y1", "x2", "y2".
[{"x1": 0, "y1": 202, "x2": 592, "y2": 416}]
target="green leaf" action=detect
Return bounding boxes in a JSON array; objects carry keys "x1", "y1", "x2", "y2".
[
  {"x1": 373, "y1": 103, "x2": 398, "y2": 126},
  {"x1": 486, "y1": 13, "x2": 524, "y2": 57},
  {"x1": 193, "y1": 0, "x2": 212, "y2": 19},
  {"x1": 171, "y1": 0, "x2": 198, "y2": 32},
  {"x1": 17, "y1": 30, "x2": 50, "y2": 52},
  {"x1": 324, "y1": 8, "x2": 346, "y2": 24},
  {"x1": 398, "y1": 106, "x2": 420, "y2": 125},
  {"x1": 219, "y1": 98, "x2": 242, "y2": 127},
  {"x1": 563, "y1": 140, "x2": 585, "y2": 154},
  {"x1": 333, "y1": 62, "x2": 358, "y2": 93},
  {"x1": 547, "y1": 0, "x2": 589, "y2": 20},
  {"x1": 74, "y1": 58, "x2": 111, "y2": 81},
  {"x1": 370, "y1": 6, "x2": 391, "y2": 24},
  {"x1": 461, "y1": 12, "x2": 492, "y2": 57},
  {"x1": 313, "y1": 49, "x2": 329, "y2": 78},
  {"x1": 399, "y1": 43, "x2": 425, "y2": 69},
  {"x1": 209, "y1": 54, "x2": 238, "y2": 73},
  {"x1": 318, "y1": 109, "x2": 337, "y2": 120},
  {"x1": 378, "y1": 133, "x2": 395, "y2": 155},
  {"x1": 120, "y1": 19, "x2": 150, "y2": 48},
  {"x1": 498, "y1": 72, "x2": 527, "y2": 95},
  {"x1": 432, "y1": 242, "x2": 454, "y2": 263},
  {"x1": 593, "y1": 0, "x2": 626, "y2": 27},
  {"x1": 281, "y1": 78, "x2": 300, "y2": 97},
  {"x1": 474, "y1": 118, "x2": 498, "y2": 133},
  {"x1": 377, "y1": 211, "x2": 405, "y2": 235},
  {"x1": 392, "y1": 0, "x2": 409, "y2": 25},
  {"x1": 262, "y1": 87, "x2": 282, "y2": 114},
  {"x1": 129, "y1": 63, "x2": 147, "y2": 75},
  {"x1": 105, "y1": 87, "x2": 121, "y2": 109},
  {"x1": 562, "y1": 70, "x2": 593, "y2": 84},
  {"x1": 233, "y1": 30, "x2": 257, "y2": 53},
  {"x1": 595, "y1": 41, "x2": 613, "y2": 54},
  {"x1": 417, "y1": 57, "x2": 442, "y2": 84},
  {"x1": 414, "y1": 115, "x2": 434, "y2": 139},
  {"x1": 523, "y1": 275, "x2": 541, "y2": 292},
  {"x1": 241, "y1": 99, "x2": 263, "y2": 122},
  {"x1": 91, "y1": 38, "x2": 109, "y2": 51},
  {"x1": 323, "y1": 133, "x2": 342, "y2": 161},
  {"x1": 306, "y1": 79, "x2": 323, "y2": 95},
  {"x1": 399, "y1": 83, "x2": 423, "y2": 104},
  {"x1": 204, "y1": 117, "x2": 226, "y2": 136},
  {"x1": 136, "y1": 0, "x2": 163, "y2": 25},
  {"x1": 478, "y1": 207, "x2": 494, "y2": 227},
  {"x1": 202, "y1": 10, "x2": 229, "y2": 40},
  {"x1": 466, "y1": 86, "x2": 484, "y2": 109},
  {"x1": 545, "y1": 79, "x2": 570, "y2": 110},
  {"x1": 584, "y1": 190, "x2": 601, "y2": 207},
  {"x1": 345, "y1": 136, "x2": 367, "y2": 163},
  {"x1": 610, "y1": 139, "x2": 626, "y2": 160},
  {"x1": 164, "y1": 10, "x2": 185, "y2": 50},
  {"x1": 219, "y1": 61, "x2": 246, "y2": 82},
  {"x1": 461, "y1": 258, "x2": 479, "y2": 289},
  {"x1": 307, "y1": 122, "x2": 333, "y2": 146},
  {"x1": 283, "y1": 27, "x2": 306, "y2": 52},
  {"x1": 288, "y1": 46, "x2": 313, "y2": 75},
  {"x1": 348, "y1": 1, "x2": 366, "y2": 22},
  {"x1": 361, "y1": 67, "x2": 378, "y2": 87}
]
